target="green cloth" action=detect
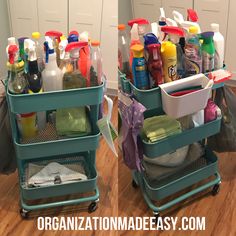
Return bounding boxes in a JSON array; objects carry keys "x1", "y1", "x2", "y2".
[
  {"x1": 142, "y1": 115, "x2": 182, "y2": 143},
  {"x1": 56, "y1": 107, "x2": 91, "y2": 137}
]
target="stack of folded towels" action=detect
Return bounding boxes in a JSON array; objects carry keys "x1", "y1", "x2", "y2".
[{"x1": 142, "y1": 115, "x2": 182, "y2": 143}]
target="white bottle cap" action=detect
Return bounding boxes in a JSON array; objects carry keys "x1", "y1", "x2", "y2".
[{"x1": 211, "y1": 23, "x2": 219, "y2": 32}]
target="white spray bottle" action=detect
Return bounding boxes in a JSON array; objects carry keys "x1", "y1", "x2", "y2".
[{"x1": 42, "y1": 36, "x2": 63, "y2": 92}]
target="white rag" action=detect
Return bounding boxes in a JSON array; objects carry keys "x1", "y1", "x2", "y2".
[{"x1": 27, "y1": 162, "x2": 88, "y2": 187}]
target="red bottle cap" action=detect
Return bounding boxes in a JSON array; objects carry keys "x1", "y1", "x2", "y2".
[
  {"x1": 20, "y1": 112, "x2": 36, "y2": 118},
  {"x1": 128, "y1": 18, "x2": 149, "y2": 27},
  {"x1": 65, "y1": 41, "x2": 88, "y2": 52},
  {"x1": 161, "y1": 26, "x2": 184, "y2": 37},
  {"x1": 187, "y1": 9, "x2": 198, "y2": 22}
]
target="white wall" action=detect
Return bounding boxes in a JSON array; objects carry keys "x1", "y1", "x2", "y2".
[
  {"x1": 0, "y1": 0, "x2": 10, "y2": 78},
  {"x1": 118, "y1": 0, "x2": 133, "y2": 25}
]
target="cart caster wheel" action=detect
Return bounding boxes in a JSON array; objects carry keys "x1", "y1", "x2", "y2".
[
  {"x1": 212, "y1": 184, "x2": 220, "y2": 196},
  {"x1": 153, "y1": 212, "x2": 160, "y2": 224},
  {"x1": 132, "y1": 180, "x2": 138, "y2": 189},
  {"x1": 88, "y1": 202, "x2": 98, "y2": 213},
  {"x1": 20, "y1": 208, "x2": 30, "y2": 219}
]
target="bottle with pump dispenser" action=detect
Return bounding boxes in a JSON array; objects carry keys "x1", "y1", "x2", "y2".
[
  {"x1": 42, "y1": 37, "x2": 63, "y2": 92},
  {"x1": 131, "y1": 44, "x2": 149, "y2": 89},
  {"x1": 184, "y1": 26, "x2": 202, "y2": 76},
  {"x1": 147, "y1": 43, "x2": 163, "y2": 87},
  {"x1": 211, "y1": 23, "x2": 224, "y2": 70},
  {"x1": 32, "y1": 32, "x2": 45, "y2": 72},
  {"x1": 24, "y1": 39, "x2": 46, "y2": 131},
  {"x1": 90, "y1": 40, "x2": 102, "y2": 86}
]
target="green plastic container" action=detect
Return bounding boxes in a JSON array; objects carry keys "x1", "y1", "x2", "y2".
[
  {"x1": 19, "y1": 152, "x2": 97, "y2": 200},
  {"x1": 143, "y1": 147, "x2": 218, "y2": 200}
]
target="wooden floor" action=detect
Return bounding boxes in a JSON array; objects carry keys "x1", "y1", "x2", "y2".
[
  {"x1": 1, "y1": 97, "x2": 236, "y2": 235},
  {"x1": 0, "y1": 97, "x2": 118, "y2": 236}
]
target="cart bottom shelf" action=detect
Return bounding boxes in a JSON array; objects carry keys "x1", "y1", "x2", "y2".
[{"x1": 133, "y1": 147, "x2": 221, "y2": 213}]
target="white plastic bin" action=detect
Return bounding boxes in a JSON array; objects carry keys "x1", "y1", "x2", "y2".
[{"x1": 159, "y1": 74, "x2": 212, "y2": 118}]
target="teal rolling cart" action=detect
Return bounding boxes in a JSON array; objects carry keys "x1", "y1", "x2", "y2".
[
  {"x1": 5, "y1": 82, "x2": 103, "y2": 218},
  {"x1": 119, "y1": 74, "x2": 222, "y2": 218}
]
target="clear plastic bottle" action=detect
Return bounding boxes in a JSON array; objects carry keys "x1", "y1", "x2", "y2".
[
  {"x1": 32, "y1": 32, "x2": 45, "y2": 72},
  {"x1": 118, "y1": 24, "x2": 131, "y2": 79},
  {"x1": 184, "y1": 26, "x2": 202, "y2": 76},
  {"x1": 90, "y1": 40, "x2": 102, "y2": 86}
]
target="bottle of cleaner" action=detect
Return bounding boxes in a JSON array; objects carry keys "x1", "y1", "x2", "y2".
[
  {"x1": 158, "y1": 8, "x2": 167, "y2": 42},
  {"x1": 32, "y1": 32, "x2": 45, "y2": 72},
  {"x1": 63, "y1": 41, "x2": 88, "y2": 89},
  {"x1": 147, "y1": 43, "x2": 163, "y2": 87},
  {"x1": 161, "y1": 26, "x2": 185, "y2": 79},
  {"x1": 7, "y1": 44, "x2": 27, "y2": 94},
  {"x1": 59, "y1": 36, "x2": 72, "y2": 75},
  {"x1": 201, "y1": 31, "x2": 215, "y2": 73},
  {"x1": 184, "y1": 26, "x2": 202, "y2": 76},
  {"x1": 131, "y1": 44, "x2": 149, "y2": 89},
  {"x1": 18, "y1": 37, "x2": 28, "y2": 62},
  {"x1": 161, "y1": 41, "x2": 177, "y2": 82},
  {"x1": 90, "y1": 40, "x2": 103, "y2": 86},
  {"x1": 24, "y1": 39, "x2": 46, "y2": 131},
  {"x1": 79, "y1": 31, "x2": 91, "y2": 86},
  {"x1": 42, "y1": 37, "x2": 63, "y2": 91},
  {"x1": 211, "y1": 23, "x2": 224, "y2": 70},
  {"x1": 118, "y1": 24, "x2": 132, "y2": 79},
  {"x1": 128, "y1": 18, "x2": 149, "y2": 44},
  {"x1": 45, "y1": 31, "x2": 63, "y2": 66},
  {"x1": 129, "y1": 23, "x2": 142, "y2": 68}
]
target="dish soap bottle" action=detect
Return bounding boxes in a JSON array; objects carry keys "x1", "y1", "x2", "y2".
[
  {"x1": 42, "y1": 37, "x2": 63, "y2": 91},
  {"x1": 131, "y1": 44, "x2": 149, "y2": 89}
]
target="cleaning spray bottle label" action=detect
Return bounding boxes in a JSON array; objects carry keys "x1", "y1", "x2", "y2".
[
  {"x1": 134, "y1": 58, "x2": 149, "y2": 88},
  {"x1": 202, "y1": 51, "x2": 214, "y2": 72}
]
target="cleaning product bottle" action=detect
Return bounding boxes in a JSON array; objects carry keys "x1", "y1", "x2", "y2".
[
  {"x1": 78, "y1": 31, "x2": 91, "y2": 86},
  {"x1": 161, "y1": 41, "x2": 177, "y2": 82},
  {"x1": 158, "y1": 8, "x2": 167, "y2": 42},
  {"x1": 131, "y1": 44, "x2": 149, "y2": 89},
  {"x1": 32, "y1": 32, "x2": 44, "y2": 72},
  {"x1": 211, "y1": 23, "x2": 224, "y2": 70},
  {"x1": 184, "y1": 26, "x2": 202, "y2": 76},
  {"x1": 7, "y1": 44, "x2": 27, "y2": 94},
  {"x1": 90, "y1": 40, "x2": 102, "y2": 86},
  {"x1": 45, "y1": 31, "x2": 63, "y2": 66},
  {"x1": 147, "y1": 43, "x2": 163, "y2": 87},
  {"x1": 18, "y1": 37, "x2": 28, "y2": 62},
  {"x1": 201, "y1": 31, "x2": 215, "y2": 73},
  {"x1": 118, "y1": 24, "x2": 132, "y2": 79},
  {"x1": 59, "y1": 36, "x2": 72, "y2": 75},
  {"x1": 24, "y1": 39, "x2": 46, "y2": 131},
  {"x1": 42, "y1": 37, "x2": 63, "y2": 91},
  {"x1": 173, "y1": 10, "x2": 201, "y2": 33},
  {"x1": 161, "y1": 26, "x2": 185, "y2": 79},
  {"x1": 129, "y1": 23, "x2": 142, "y2": 68},
  {"x1": 63, "y1": 41, "x2": 88, "y2": 89},
  {"x1": 128, "y1": 18, "x2": 149, "y2": 44}
]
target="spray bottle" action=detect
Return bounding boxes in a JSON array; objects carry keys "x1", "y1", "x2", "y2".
[
  {"x1": 147, "y1": 43, "x2": 163, "y2": 87},
  {"x1": 63, "y1": 41, "x2": 88, "y2": 89},
  {"x1": 79, "y1": 31, "x2": 91, "y2": 86},
  {"x1": 24, "y1": 39, "x2": 46, "y2": 131},
  {"x1": 173, "y1": 10, "x2": 201, "y2": 33},
  {"x1": 45, "y1": 31, "x2": 63, "y2": 66},
  {"x1": 184, "y1": 26, "x2": 202, "y2": 76},
  {"x1": 131, "y1": 44, "x2": 149, "y2": 89},
  {"x1": 201, "y1": 31, "x2": 215, "y2": 73},
  {"x1": 32, "y1": 32, "x2": 44, "y2": 72},
  {"x1": 42, "y1": 37, "x2": 63, "y2": 91},
  {"x1": 161, "y1": 26, "x2": 185, "y2": 79},
  {"x1": 158, "y1": 8, "x2": 167, "y2": 42}
]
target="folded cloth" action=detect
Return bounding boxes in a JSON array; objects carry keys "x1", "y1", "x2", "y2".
[
  {"x1": 27, "y1": 162, "x2": 87, "y2": 187},
  {"x1": 142, "y1": 115, "x2": 182, "y2": 143},
  {"x1": 143, "y1": 142, "x2": 204, "y2": 182}
]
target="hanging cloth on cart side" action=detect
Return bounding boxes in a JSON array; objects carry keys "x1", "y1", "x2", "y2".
[{"x1": 118, "y1": 92, "x2": 146, "y2": 171}]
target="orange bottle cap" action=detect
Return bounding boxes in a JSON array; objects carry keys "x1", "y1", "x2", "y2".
[
  {"x1": 91, "y1": 40, "x2": 100, "y2": 46},
  {"x1": 118, "y1": 24, "x2": 126, "y2": 30}
]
